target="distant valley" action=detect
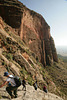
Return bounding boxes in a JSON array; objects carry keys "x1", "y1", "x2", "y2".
[{"x1": 56, "y1": 46, "x2": 67, "y2": 56}]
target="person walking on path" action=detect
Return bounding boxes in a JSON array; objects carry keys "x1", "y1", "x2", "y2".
[
  {"x1": 43, "y1": 86, "x2": 48, "y2": 93},
  {"x1": 22, "y1": 77, "x2": 26, "y2": 91},
  {"x1": 0, "y1": 72, "x2": 18, "y2": 99},
  {"x1": 33, "y1": 80, "x2": 38, "y2": 90}
]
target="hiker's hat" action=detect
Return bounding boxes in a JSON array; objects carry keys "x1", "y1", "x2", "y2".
[{"x1": 4, "y1": 72, "x2": 9, "y2": 76}]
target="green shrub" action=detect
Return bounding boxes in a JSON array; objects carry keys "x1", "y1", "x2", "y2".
[
  {"x1": 0, "y1": 96, "x2": 2, "y2": 99},
  {"x1": 2, "y1": 61, "x2": 6, "y2": 66},
  {"x1": 3, "y1": 52, "x2": 13, "y2": 60},
  {"x1": 6, "y1": 66, "x2": 10, "y2": 72},
  {"x1": 6, "y1": 53, "x2": 13, "y2": 60},
  {"x1": 20, "y1": 67, "x2": 28, "y2": 77},
  {"x1": 27, "y1": 75, "x2": 32, "y2": 85}
]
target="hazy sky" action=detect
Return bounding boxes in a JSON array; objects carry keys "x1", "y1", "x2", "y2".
[{"x1": 19, "y1": 0, "x2": 67, "y2": 46}]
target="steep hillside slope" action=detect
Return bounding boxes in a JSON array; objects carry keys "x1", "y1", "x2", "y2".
[
  {"x1": 0, "y1": 0, "x2": 58, "y2": 66},
  {"x1": 0, "y1": 17, "x2": 66, "y2": 100},
  {"x1": 0, "y1": 0, "x2": 66, "y2": 100},
  {"x1": 0, "y1": 15, "x2": 67, "y2": 100}
]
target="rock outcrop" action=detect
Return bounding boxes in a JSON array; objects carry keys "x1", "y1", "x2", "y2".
[{"x1": 0, "y1": 0, "x2": 58, "y2": 66}]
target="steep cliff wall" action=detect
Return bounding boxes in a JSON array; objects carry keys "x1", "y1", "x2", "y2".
[
  {"x1": 0, "y1": 0, "x2": 58, "y2": 66},
  {"x1": 0, "y1": 17, "x2": 66, "y2": 99}
]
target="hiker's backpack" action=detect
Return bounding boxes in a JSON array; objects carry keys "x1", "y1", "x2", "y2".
[{"x1": 14, "y1": 76, "x2": 21, "y2": 87}]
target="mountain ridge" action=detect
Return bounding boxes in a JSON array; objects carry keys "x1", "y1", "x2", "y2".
[
  {"x1": 0, "y1": 0, "x2": 67, "y2": 100},
  {"x1": 0, "y1": 0, "x2": 58, "y2": 66}
]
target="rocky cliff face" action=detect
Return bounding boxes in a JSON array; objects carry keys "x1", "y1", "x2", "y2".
[
  {"x1": 0, "y1": 0, "x2": 58, "y2": 66},
  {"x1": 0, "y1": 1, "x2": 67, "y2": 99},
  {"x1": 0, "y1": 17, "x2": 66, "y2": 99}
]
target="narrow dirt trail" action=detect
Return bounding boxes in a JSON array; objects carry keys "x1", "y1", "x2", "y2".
[{"x1": 0, "y1": 85, "x2": 63, "y2": 100}]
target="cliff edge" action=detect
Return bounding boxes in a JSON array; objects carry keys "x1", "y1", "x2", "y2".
[{"x1": 0, "y1": 0, "x2": 58, "y2": 66}]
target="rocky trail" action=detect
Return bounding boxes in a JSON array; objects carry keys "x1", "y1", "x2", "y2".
[{"x1": 0, "y1": 85, "x2": 63, "y2": 100}]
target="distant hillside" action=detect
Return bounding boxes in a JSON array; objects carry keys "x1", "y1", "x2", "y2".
[
  {"x1": 56, "y1": 46, "x2": 67, "y2": 56},
  {"x1": 58, "y1": 54, "x2": 67, "y2": 62}
]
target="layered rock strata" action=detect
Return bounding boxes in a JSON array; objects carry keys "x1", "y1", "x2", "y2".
[{"x1": 0, "y1": 0, "x2": 58, "y2": 66}]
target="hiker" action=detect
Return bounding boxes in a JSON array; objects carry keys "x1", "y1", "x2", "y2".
[
  {"x1": 22, "y1": 77, "x2": 26, "y2": 91},
  {"x1": 33, "y1": 80, "x2": 38, "y2": 90},
  {"x1": 0, "y1": 72, "x2": 19, "y2": 99},
  {"x1": 43, "y1": 86, "x2": 48, "y2": 93}
]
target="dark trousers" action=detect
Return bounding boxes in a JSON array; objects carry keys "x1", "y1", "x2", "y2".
[
  {"x1": 44, "y1": 89, "x2": 48, "y2": 93},
  {"x1": 22, "y1": 84, "x2": 26, "y2": 90},
  {"x1": 6, "y1": 86, "x2": 17, "y2": 97}
]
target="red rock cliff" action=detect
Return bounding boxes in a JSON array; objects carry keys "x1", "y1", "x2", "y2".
[{"x1": 0, "y1": 0, "x2": 58, "y2": 66}]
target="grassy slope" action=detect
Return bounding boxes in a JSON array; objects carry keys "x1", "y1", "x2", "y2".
[
  {"x1": 58, "y1": 54, "x2": 67, "y2": 63},
  {"x1": 45, "y1": 58, "x2": 67, "y2": 99}
]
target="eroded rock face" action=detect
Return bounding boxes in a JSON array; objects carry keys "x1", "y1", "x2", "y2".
[
  {"x1": 0, "y1": 0, "x2": 24, "y2": 28},
  {"x1": 0, "y1": 0, "x2": 58, "y2": 66}
]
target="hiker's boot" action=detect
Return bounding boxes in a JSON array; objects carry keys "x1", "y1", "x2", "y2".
[
  {"x1": 11, "y1": 95, "x2": 14, "y2": 99},
  {"x1": 14, "y1": 95, "x2": 17, "y2": 98}
]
